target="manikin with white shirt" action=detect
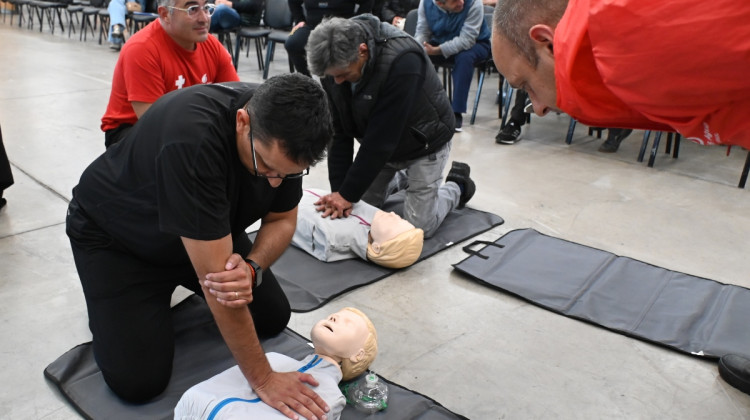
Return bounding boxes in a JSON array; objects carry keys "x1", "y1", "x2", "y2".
[
  {"x1": 174, "y1": 307, "x2": 378, "y2": 420},
  {"x1": 292, "y1": 189, "x2": 424, "y2": 269}
]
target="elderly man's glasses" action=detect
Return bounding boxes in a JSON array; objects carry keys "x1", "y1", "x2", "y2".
[
  {"x1": 168, "y1": 3, "x2": 216, "y2": 17},
  {"x1": 249, "y1": 123, "x2": 309, "y2": 180}
]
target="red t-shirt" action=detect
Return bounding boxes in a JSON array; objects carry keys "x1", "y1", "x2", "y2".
[
  {"x1": 100, "y1": 20, "x2": 239, "y2": 132},
  {"x1": 554, "y1": 0, "x2": 750, "y2": 148}
]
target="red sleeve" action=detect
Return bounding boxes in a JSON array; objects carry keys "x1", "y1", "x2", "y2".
[
  {"x1": 586, "y1": 0, "x2": 750, "y2": 146},
  {"x1": 208, "y1": 36, "x2": 241, "y2": 83},
  {"x1": 122, "y1": 40, "x2": 171, "y2": 104}
]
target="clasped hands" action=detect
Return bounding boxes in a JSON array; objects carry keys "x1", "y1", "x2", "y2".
[
  {"x1": 202, "y1": 254, "x2": 254, "y2": 308},
  {"x1": 314, "y1": 192, "x2": 352, "y2": 219}
]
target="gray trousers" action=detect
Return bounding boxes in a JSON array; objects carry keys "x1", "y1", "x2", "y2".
[{"x1": 361, "y1": 142, "x2": 460, "y2": 238}]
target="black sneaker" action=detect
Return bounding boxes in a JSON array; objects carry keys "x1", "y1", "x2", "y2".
[
  {"x1": 495, "y1": 122, "x2": 521, "y2": 144},
  {"x1": 719, "y1": 354, "x2": 750, "y2": 395},
  {"x1": 445, "y1": 161, "x2": 476, "y2": 209},
  {"x1": 454, "y1": 113, "x2": 463, "y2": 132},
  {"x1": 0, "y1": 197, "x2": 6, "y2": 210},
  {"x1": 598, "y1": 128, "x2": 633, "y2": 153},
  {"x1": 448, "y1": 161, "x2": 470, "y2": 178}
]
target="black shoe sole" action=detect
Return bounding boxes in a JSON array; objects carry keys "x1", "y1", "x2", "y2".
[{"x1": 719, "y1": 355, "x2": 750, "y2": 395}]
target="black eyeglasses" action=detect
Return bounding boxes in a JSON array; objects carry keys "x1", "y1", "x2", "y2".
[
  {"x1": 167, "y1": 3, "x2": 216, "y2": 17},
  {"x1": 249, "y1": 122, "x2": 309, "y2": 180}
]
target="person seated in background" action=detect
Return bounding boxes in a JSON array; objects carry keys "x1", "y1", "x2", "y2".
[
  {"x1": 292, "y1": 189, "x2": 425, "y2": 269},
  {"x1": 285, "y1": 0, "x2": 373, "y2": 77},
  {"x1": 380, "y1": 0, "x2": 419, "y2": 29},
  {"x1": 100, "y1": 0, "x2": 239, "y2": 148},
  {"x1": 106, "y1": 0, "x2": 148, "y2": 51},
  {"x1": 209, "y1": 0, "x2": 263, "y2": 32},
  {"x1": 415, "y1": 0, "x2": 491, "y2": 132},
  {"x1": 174, "y1": 307, "x2": 378, "y2": 420}
]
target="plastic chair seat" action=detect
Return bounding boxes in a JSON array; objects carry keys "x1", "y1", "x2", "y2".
[{"x1": 234, "y1": 26, "x2": 271, "y2": 71}]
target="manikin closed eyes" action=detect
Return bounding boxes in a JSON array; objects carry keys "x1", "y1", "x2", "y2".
[
  {"x1": 175, "y1": 307, "x2": 378, "y2": 420},
  {"x1": 292, "y1": 189, "x2": 424, "y2": 269}
]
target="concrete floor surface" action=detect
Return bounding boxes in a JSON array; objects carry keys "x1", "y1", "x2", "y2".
[{"x1": 1, "y1": 19, "x2": 749, "y2": 420}]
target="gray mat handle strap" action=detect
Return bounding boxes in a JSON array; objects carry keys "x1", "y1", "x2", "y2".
[{"x1": 462, "y1": 240, "x2": 505, "y2": 260}]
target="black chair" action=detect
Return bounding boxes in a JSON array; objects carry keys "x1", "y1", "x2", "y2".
[
  {"x1": 565, "y1": 119, "x2": 607, "y2": 145},
  {"x1": 128, "y1": 11, "x2": 156, "y2": 32},
  {"x1": 80, "y1": 4, "x2": 102, "y2": 40},
  {"x1": 637, "y1": 130, "x2": 681, "y2": 167},
  {"x1": 66, "y1": 2, "x2": 84, "y2": 37},
  {"x1": 2, "y1": 0, "x2": 22, "y2": 24},
  {"x1": 402, "y1": 8, "x2": 417, "y2": 36},
  {"x1": 211, "y1": 26, "x2": 240, "y2": 67},
  {"x1": 29, "y1": 0, "x2": 67, "y2": 33},
  {"x1": 9, "y1": 0, "x2": 31, "y2": 27},
  {"x1": 234, "y1": 23, "x2": 271, "y2": 72},
  {"x1": 739, "y1": 150, "x2": 750, "y2": 188},
  {"x1": 259, "y1": 0, "x2": 293, "y2": 79},
  {"x1": 97, "y1": 7, "x2": 109, "y2": 43}
]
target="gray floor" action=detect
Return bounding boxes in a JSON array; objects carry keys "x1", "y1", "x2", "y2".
[{"x1": 1, "y1": 17, "x2": 750, "y2": 420}]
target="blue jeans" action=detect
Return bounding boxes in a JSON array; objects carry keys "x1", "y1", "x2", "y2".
[
  {"x1": 431, "y1": 40, "x2": 491, "y2": 114},
  {"x1": 360, "y1": 142, "x2": 460, "y2": 238},
  {"x1": 107, "y1": 0, "x2": 147, "y2": 43},
  {"x1": 209, "y1": 4, "x2": 241, "y2": 32}
]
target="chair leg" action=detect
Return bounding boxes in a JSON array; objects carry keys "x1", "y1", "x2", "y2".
[
  {"x1": 648, "y1": 132, "x2": 662, "y2": 167},
  {"x1": 665, "y1": 132, "x2": 673, "y2": 154},
  {"x1": 673, "y1": 134, "x2": 681, "y2": 158},
  {"x1": 565, "y1": 118, "x2": 577, "y2": 145},
  {"x1": 233, "y1": 36, "x2": 242, "y2": 71},
  {"x1": 263, "y1": 41, "x2": 274, "y2": 79},
  {"x1": 637, "y1": 130, "x2": 651, "y2": 162},
  {"x1": 254, "y1": 38, "x2": 264, "y2": 72},
  {"x1": 739, "y1": 150, "x2": 750, "y2": 189},
  {"x1": 501, "y1": 88, "x2": 513, "y2": 128},
  {"x1": 469, "y1": 70, "x2": 485, "y2": 125}
]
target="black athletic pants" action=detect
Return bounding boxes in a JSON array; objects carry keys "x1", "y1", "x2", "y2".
[{"x1": 66, "y1": 199, "x2": 291, "y2": 403}]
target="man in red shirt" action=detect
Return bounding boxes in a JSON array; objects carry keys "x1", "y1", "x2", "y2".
[
  {"x1": 491, "y1": 0, "x2": 750, "y2": 150},
  {"x1": 100, "y1": 0, "x2": 239, "y2": 148},
  {"x1": 491, "y1": 0, "x2": 750, "y2": 396}
]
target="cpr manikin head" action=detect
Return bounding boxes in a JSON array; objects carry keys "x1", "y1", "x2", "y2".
[
  {"x1": 366, "y1": 211, "x2": 424, "y2": 269},
  {"x1": 310, "y1": 307, "x2": 378, "y2": 381}
]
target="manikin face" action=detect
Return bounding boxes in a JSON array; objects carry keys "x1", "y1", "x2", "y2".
[
  {"x1": 159, "y1": 0, "x2": 211, "y2": 51},
  {"x1": 310, "y1": 309, "x2": 369, "y2": 361},
  {"x1": 491, "y1": 27, "x2": 560, "y2": 117},
  {"x1": 370, "y1": 211, "x2": 416, "y2": 245}
]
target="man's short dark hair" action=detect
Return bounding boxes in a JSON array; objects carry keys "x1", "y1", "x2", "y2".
[
  {"x1": 493, "y1": 0, "x2": 569, "y2": 67},
  {"x1": 246, "y1": 73, "x2": 332, "y2": 166}
]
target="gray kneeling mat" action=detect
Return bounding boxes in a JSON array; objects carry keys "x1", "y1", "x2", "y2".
[
  {"x1": 44, "y1": 295, "x2": 467, "y2": 420},
  {"x1": 453, "y1": 228, "x2": 750, "y2": 359},
  {"x1": 258, "y1": 195, "x2": 503, "y2": 312}
]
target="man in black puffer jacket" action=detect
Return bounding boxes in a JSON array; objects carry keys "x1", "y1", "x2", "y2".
[{"x1": 307, "y1": 14, "x2": 476, "y2": 238}]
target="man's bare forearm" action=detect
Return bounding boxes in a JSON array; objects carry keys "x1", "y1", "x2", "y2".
[
  {"x1": 249, "y1": 208, "x2": 297, "y2": 268},
  {"x1": 203, "y1": 293, "x2": 272, "y2": 388},
  {"x1": 181, "y1": 236, "x2": 272, "y2": 389}
]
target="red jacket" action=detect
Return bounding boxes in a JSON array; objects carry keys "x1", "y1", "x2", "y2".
[{"x1": 554, "y1": 0, "x2": 750, "y2": 148}]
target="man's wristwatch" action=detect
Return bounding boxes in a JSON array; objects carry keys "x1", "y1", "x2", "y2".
[{"x1": 243, "y1": 258, "x2": 263, "y2": 289}]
